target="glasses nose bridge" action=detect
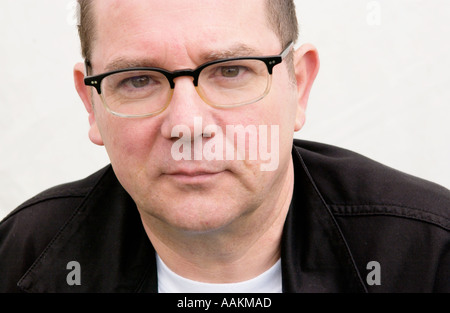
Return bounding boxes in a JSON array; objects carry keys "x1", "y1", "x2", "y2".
[{"x1": 167, "y1": 69, "x2": 200, "y2": 89}]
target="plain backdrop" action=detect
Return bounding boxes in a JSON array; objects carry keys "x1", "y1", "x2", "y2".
[{"x1": 1, "y1": 0, "x2": 449, "y2": 220}]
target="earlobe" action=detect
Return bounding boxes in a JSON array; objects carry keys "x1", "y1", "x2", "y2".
[
  {"x1": 294, "y1": 108, "x2": 306, "y2": 131},
  {"x1": 293, "y1": 44, "x2": 320, "y2": 131},
  {"x1": 73, "y1": 63, "x2": 104, "y2": 146},
  {"x1": 87, "y1": 116, "x2": 104, "y2": 146}
]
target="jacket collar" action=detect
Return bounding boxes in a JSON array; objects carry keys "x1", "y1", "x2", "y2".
[{"x1": 18, "y1": 146, "x2": 366, "y2": 293}]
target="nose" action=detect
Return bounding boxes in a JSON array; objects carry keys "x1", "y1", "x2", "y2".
[{"x1": 160, "y1": 76, "x2": 215, "y2": 141}]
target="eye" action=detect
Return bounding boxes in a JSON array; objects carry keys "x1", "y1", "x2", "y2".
[
  {"x1": 123, "y1": 75, "x2": 152, "y2": 88},
  {"x1": 220, "y1": 66, "x2": 244, "y2": 78},
  {"x1": 218, "y1": 65, "x2": 251, "y2": 79}
]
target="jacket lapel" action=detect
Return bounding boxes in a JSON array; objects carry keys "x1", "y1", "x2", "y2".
[{"x1": 281, "y1": 146, "x2": 367, "y2": 292}]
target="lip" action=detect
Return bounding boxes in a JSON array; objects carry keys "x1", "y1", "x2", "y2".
[{"x1": 164, "y1": 170, "x2": 225, "y2": 184}]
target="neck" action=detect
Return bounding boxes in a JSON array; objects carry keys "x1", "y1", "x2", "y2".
[{"x1": 141, "y1": 160, "x2": 294, "y2": 283}]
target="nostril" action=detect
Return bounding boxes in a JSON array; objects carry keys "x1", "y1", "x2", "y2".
[{"x1": 202, "y1": 123, "x2": 220, "y2": 138}]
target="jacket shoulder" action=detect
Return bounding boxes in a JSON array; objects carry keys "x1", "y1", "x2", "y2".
[
  {"x1": 293, "y1": 139, "x2": 450, "y2": 228},
  {"x1": 293, "y1": 140, "x2": 450, "y2": 292},
  {"x1": 0, "y1": 165, "x2": 112, "y2": 292},
  {"x1": 4, "y1": 165, "x2": 111, "y2": 220}
]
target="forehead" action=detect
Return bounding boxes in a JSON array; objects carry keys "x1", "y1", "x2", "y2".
[{"x1": 90, "y1": 0, "x2": 280, "y2": 70}]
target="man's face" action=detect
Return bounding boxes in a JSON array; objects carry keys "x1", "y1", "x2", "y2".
[{"x1": 83, "y1": 0, "x2": 307, "y2": 233}]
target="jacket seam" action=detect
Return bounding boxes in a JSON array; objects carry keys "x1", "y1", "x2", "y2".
[
  {"x1": 2, "y1": 194, "x2": 88, "y2": 222},
  {"x1": 328, "y1": 204, "x2": 450, "y2": 231},
  {"x1": 328, "y1": 203, "x2": 448, "y2": 221}
]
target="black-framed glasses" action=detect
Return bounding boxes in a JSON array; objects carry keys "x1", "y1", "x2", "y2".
[{"x1": 84, "y1": 42, "x2": 293, "y2": 118}]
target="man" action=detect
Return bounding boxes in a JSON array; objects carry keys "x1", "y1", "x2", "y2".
[{"x1": 0, "y1": 0, "x2": 448, "y2": 293}]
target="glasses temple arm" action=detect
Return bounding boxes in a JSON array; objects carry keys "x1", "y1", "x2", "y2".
[{"x1": 280, "y1": 42, "x2": 294, "y2": 59}]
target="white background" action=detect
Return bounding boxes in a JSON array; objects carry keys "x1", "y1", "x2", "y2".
[{"x1": 1, "y1": 0, "x2": 449, "y2": 220}]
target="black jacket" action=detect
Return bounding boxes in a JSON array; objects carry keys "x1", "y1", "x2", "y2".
[{"x1": 1, "y1": 139, "x2": 449, "y2": 292}]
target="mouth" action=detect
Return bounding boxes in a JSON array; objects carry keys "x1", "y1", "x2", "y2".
[{"x1": 164, "y1": 169, "x2": 227, "y2": 184}]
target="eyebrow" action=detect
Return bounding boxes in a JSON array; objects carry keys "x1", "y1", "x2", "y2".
[
  {"x1": 200, "y1": 44, "x2": 263, "y2": 63},
  {"x1": 104, "y1": 44, "x2": 263, "y2": 73},
  {"x1": 104, "y1": 57, "x2": 159, "y2": 73}
]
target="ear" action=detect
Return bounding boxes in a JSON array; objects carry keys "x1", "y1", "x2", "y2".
[
  {"x1": 73, "y1": 62, "x2": 104, "y2": 146},
  {"x1": 293, "y1": 44, "x2": 320, "y2": 131}
]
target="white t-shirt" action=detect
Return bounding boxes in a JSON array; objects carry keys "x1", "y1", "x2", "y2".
[{"x1": 156, "y1": 255, "x2": 282, "y2": 293}]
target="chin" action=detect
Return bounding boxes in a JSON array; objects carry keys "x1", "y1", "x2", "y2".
[
  {"x1": 144, "y1": 197, "x2": 244, "y2": 234},
  {"x1": 183, "y1": 203, "x2": 240, "y2": 232},
  {"x1": 133, "y1": 173, "x2": 258, "y2": 233}
]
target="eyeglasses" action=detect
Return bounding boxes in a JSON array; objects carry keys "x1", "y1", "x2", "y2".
[{"x1": 84, "y1": 42, "x2": 293, "y2": 118}]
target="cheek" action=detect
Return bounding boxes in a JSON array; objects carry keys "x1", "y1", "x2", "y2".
[
  {"x1": 97, "y1": 115, "x2": 162, "y2": 171},
  {"x1": 258, "y1": 87, "x2": 298, "y2": 171}
]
